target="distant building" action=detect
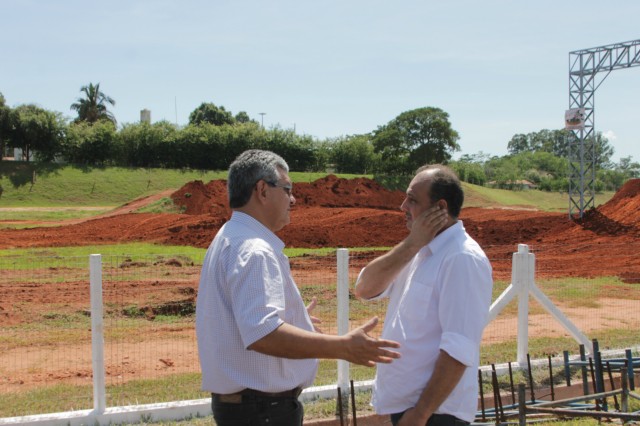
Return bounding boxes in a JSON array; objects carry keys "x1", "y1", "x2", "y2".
[
  {"x1": 487, "y1": 179, "x2": 538, "y2": 190},
  {"x1": 1, "y1": 146, "x2": 14, "y2": 160},
  {"x1": 140, "y1": 109, "x2": 151, "y2": 124},
  {"x1": 3, "y1": 148, "x2": 64, "y2": 163},
  {"x1": 2, "y1": 147, "x2": 23, "y2": 161}
]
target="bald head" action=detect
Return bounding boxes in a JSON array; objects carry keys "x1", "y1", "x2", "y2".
[{"x1": 415, "y1": 165, "x2": 464, "y2": 218}]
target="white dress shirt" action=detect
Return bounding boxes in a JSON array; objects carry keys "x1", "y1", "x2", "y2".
[
  {"x1": 196, "y1": 211, "x2": 318, "y2": 394},
  {"x1": 363, "y1": 221, "x2": 493, "y2": 422}
]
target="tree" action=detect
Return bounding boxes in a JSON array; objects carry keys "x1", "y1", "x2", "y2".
[
  {"x1": 458, "y1": 151, "x2": 492, "y2": 165},
  {"x1": 118, "y1": 121, "x2": 178, "y2": 168},
  {"x1": 234, "y1": 111, "x2": 254, "y2": 124},
  {"x1": 63, "y1": 120, "x2": 119, "y2": 165},
  {"x1": 329, "y1": 134, "x2": 379, "y2": 174},
  {"x1": 507, "y1": 129, "x2": 570, "y2": 156},
  {"x1": 70, "y1": 83, "x2": 117, "y2": 125},
  {"x1": 548, "y1": 129, "x2": 571, "y2": 158},
  {"x1": 592, "y1": 132, "x2": 615, "y2": 169},
  {"x1": 449, "y1": 157, "x2": 487, "y2": 185},
  {"x1": 0, "y1": 92, "x2": 14, "y2": 158},
  {"x1": 617, "y1": 156, "x2": 640, "y2": 178},
  {"x1": 371, "y1": 107, "x2": 460, "y2": 174},
  {"x1": 507, "y1": 134, "x2": 529, "y2": 155},
  {"x1": 11, "y1": 104, "x2": 65, "y2": 161},
  {"x1": 263, "y1": 126, "x2": 317, "y2": 171},
  {"x1": 486, "y1": 156, "x2": 521, "y2": 189},
  {"x1": 189, "y1": 103, "x2": 235, "y2": 126}
]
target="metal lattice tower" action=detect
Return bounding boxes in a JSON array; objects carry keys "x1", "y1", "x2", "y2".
[{"x1": 568, "y1": 39, "x2": 640, "y2": 218}]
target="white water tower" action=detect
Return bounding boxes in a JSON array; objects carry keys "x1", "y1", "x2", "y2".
[{"x1": 140, "y1": 109, "x2": 151, "y2": 124}]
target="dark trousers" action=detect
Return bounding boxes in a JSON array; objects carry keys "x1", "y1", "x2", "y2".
[
  {"x1": 212, "y1": 393, "x2": 303, "y2": 426},
  {"x1": 390, "y1": 412, "x2": 470, "y2": 426}
]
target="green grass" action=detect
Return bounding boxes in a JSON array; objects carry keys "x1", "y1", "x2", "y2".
[
  {"x1": 491, "y1": 276, "x2": 640, "y2": 317},
  {"x1": 0, "y1": 207, "x2": 112, "y2": 224},
  {"x1": 5, "y1": 377, "x2": 635, "y2": 425},
  {"x1": 0, "y1": 163, "x2": 226, "y2": 207},
  {"x1": 0, "y1": 373, "x2": 209, "y2": 418},
  {"x1": 537, "y1": 276, "x2": 640, "y2": 308},
  {"x1": 0, "y1": 161, "x2": 615, "y2": 212},
  {"x1": 0, "y1": 243, "x2": 207, "y2": 269},
  {"x1": 136, "y1": 197, "x2": 184, "y2": 214},
  {"x1": 0, "y1": 243, "x2": 350, "y2": 272},
  {"x1": 0, "y1": 162, "x2": 369, "y2": 208},
  {"x1": 462, "y1": 182, "x2": 615, "y2": 211},
  {"x1": 0, "y1": 243, "x2": 360, "y2": 268},
  {"x1": 2, "y1": 267, "x2": 637, "y2": 351},
  {"x1": 289, "y1": 171, "x2": 371, "y2": 183}
]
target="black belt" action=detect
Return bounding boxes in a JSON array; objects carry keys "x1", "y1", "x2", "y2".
[
  {"x1": 213, "y1": 387, "x2": 302, "y2": 404},
  {"x1": 428, "y1": 413, "x2": 469, "y2": 426}
]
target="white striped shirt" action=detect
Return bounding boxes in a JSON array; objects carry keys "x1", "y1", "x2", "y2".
[{"x1": 196, "y1": 211, "x2": 318, "y2": 394}]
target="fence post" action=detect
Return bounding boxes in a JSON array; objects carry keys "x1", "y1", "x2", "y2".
[
  {"x1": 518, "y1": 383, "x2": 527, "y2": 425},
  {"x1": 621, "y1": 367, "x2": 629, "y2": 413},
  {"x1": 336, "y1": 249, "x2": 350, "y2": 398},
  {"x1": 513, "y1": 244, "x2": 534, "y2": 366},
  {"x1": 90, "y1": 254, "x2": 106, "y2": 413}
]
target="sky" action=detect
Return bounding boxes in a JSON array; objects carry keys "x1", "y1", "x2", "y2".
[{"x1": 1, "y1": 1, "x2": 639, "y2": 162}]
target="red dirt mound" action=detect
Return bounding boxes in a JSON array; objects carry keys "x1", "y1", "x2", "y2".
[
  {"x1": 292, "y1": 175, "x2": 405, "y2": 209},
  {"x1": 1, "y1": 177, "x2": 640, "y2": 281},
  {"x1": 169, "y1": 175, "x2": 405, "y2": 215},
  {"x1": 170, "y1": 180, "x2": 229, "y2": 217},
  {"x1": 165, "y1": 175, "x2": 406, "y2": 248},
  {"x1": 590, "y1": 178, "x2": 640, "y2": 228}
]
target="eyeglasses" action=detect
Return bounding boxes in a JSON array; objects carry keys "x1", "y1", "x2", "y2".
[{"x1": 265, "y1": 181, "x2": 293, "y2": 197}]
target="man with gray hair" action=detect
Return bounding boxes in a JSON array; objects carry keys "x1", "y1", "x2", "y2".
[{"x1": 196, "y1": 149, "x2": 401, "y2": 426}]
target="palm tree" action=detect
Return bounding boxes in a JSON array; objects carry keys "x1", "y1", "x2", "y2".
[{"x1": 70, "y1": 83, "x2": 117, "y2": 125}]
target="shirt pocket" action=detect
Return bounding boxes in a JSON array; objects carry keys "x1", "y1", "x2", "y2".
[{"x1": 400, "y1": 279, "x2": 435, "y2": 321}]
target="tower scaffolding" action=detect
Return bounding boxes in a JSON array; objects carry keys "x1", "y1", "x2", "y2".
[{"x1": 567, "y1": 39, "x2": 640, "y2": 218}]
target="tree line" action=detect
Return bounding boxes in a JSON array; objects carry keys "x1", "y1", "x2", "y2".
[{"x1": 1, "y1": 84, "x2": 638, "y2": 192}]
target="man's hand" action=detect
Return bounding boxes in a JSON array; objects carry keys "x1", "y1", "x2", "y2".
[
  {"x1": 306, "y1": 297, "x2": 324, "y2": 333},
  {"x1": 405, "y1": 205, "x2": 448, "y2": 250},
  {"x1": 397, "y1": 407, "x2": 430, "y2": 426},
  {"x1": 398, "y1": 351, "x2": 466, "y2": 426},
  {"x1": 355, "y1": 206, "x2": 448, "y2": 301},
  {"x1": 343, "y1": 317, "x2": 401, "y2": 367}
]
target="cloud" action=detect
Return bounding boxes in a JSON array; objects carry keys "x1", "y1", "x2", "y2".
[{"x1": 602, "y1": 130, "x2": 617, "y2": 141}]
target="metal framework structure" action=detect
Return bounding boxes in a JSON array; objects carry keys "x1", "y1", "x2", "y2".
[{"x1": 568, "y1": 39, "x2": 640, "y2": 218}]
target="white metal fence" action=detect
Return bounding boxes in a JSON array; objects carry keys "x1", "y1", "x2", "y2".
[{"x1": 1, "y1": 245, "x2": 639, "y2": 425}]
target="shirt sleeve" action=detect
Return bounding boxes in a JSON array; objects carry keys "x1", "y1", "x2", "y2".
[
  {"x1": 228, "y1": 244, "x2": 286, "y2": 348},
  {"x1": 355, "y1": 266, "x2": 397, "y2": 301},
  {"x1": 438, "y1": 252, "x2": 493, "y2": 367}
]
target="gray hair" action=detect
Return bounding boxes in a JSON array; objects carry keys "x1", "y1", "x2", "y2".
[{"x1": 227, "y1": 150, "x2": 289, "y2": 208}]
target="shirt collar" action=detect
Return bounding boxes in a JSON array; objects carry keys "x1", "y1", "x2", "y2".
[
  {"x1": 423, "y1": 220, "x2": 464, "y2": 256},
  {"x1": 230, "y1": 210, "x2": 285, "y2": 252}
]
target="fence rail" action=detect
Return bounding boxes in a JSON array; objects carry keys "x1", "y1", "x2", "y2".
[{"x1": 1, "y1": 244, "x2": 639, "y2": 425}]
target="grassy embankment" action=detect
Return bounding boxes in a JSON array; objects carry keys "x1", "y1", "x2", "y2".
[{"x1": 0, "y1": 161, "x2": 615, "y2": 218}]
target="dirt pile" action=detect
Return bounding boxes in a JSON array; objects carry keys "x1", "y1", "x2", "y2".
[
  {"x1": 165, "y1": 175, "x2": 407, "y2": 249},
  {"x1": 291, "y1": 175, "x2": 405, "y2": 209},
  {"x1": 587, "y1": 178, "x2": 640, "y2": 228},
  {"x1": 171, "y1": 180, "x2": 229, "y2": 217},
  {"x1": 0, "y1": 177, "x2": 639, "y2": 280},
  {"x1": 169, "y1": 175, "x2": 405, "y2": 215}
]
